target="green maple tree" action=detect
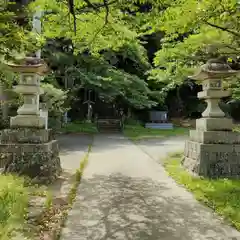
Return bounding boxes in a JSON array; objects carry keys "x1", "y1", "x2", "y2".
[{"x1": 149, "y1": 0, "x2": 240, "y2": 96}]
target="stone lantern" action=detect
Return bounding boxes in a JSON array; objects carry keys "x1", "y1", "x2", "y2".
[
  {"x1": 183, "y1": 60, "x2": 240, "y2": 178},
  {"x1": 0, "y1": 57, "x2": 61, "y2": 184},
  {"x1": 8, "y1": 57, "x2": 46, "y2": 128}
]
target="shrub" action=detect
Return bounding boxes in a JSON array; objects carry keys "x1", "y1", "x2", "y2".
[
  {"x1": 0, "y1": 175, "x2": 28, "y2": 240},
  {"x1": 61, "y1": 121, "x2": 98, "y2": 133},
  {"x1": 124, "y1": 118, "x2": 143, "y2": 126}
]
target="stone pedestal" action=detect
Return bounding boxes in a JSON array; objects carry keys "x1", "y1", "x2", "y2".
[
  {"x1": 0, "y1": 58, "x2": 61, "y2": 184},
  {"x1": 183, "y1": 61, "x2": 240, "y2": 178},
  {"x1": 0, "y1": 129, "x2": 61, "y2": 184}
]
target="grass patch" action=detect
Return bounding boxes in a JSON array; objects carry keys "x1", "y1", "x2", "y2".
[
  {"x1": 124, "y1": 124, "x2": 189, "y2": 141},
  {"x1": 164, "y1": 153, "x2": 240, "y2": 230},
  {"x1": 53, "y1": 141, "x2": 92, "y2": 240},
  {"x1": 0, "y1": 174, "x2": 29, "y2": 240},
  {"x1": 27, "y1": 138, "x2": 93, "y2": 240},
  {"x1": 61, "y1": 121, "x2": 98, "y2": 134},
  {"x1": 67, "y1": 143, "x2": 91, "y2": 205}
]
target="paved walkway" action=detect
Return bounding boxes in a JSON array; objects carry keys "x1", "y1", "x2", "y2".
[
  {"x1": 137, "y1": 136, "x2": 187, "y2": 162},
  {"x1": 61, "y1": 134, "x2": 240, "y2": 240},
  {"x1": 48, "y1": 134, "x2": 92, "y2": 197},
  {"x1": 57, "y1": 134, "x2": 92, "y2": 173}
]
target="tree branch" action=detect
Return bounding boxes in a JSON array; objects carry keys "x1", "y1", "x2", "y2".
[
  {"x1": 82, "y1": 0, "x2": 100, "y2": 11},
  {"x1": 103, "y1": 0, "x2": 110, "y2": 24},
  {"x1": 203, "y1": 20, "x2": 240, "y2": 38},
  {"x1": 67, "y1": 0, "x2": 117, "y2": 34},
  {"x1": 76, "y1": 0, "x2": 118, "y2": 13},
  {"x1": 67, "y1": 0, "x2": 77, "y2": 35}
]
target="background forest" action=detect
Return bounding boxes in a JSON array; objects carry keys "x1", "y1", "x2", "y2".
[{"x1": 1, "y1": 0, "x2": 240, "y2": 127}]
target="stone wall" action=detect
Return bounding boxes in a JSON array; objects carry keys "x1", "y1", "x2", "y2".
[{"x1": 184, "y1": 141, "x2": 240, "y2": 178}]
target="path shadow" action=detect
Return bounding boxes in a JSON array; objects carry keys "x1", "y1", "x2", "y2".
[
  {"x1": 90, "y1": 134, "x2": 133, "y2": 153},
  {"x1": 135, "y1": 136, "x2": 188, "y2": 162},
  {"x1": 57, "y1": 134, "x2": 92, "y2": 155},
  {"x1": 90, "y1": 134, "x2": 188, "y2": 154},
  {"x1": 47, "y1": 134, "x2": 92, "y2": 197},
  {"x1": 61, "y1": 173, "x2": 239, "y2": 240},
  {"x1": 136, "y1": 135, "x2": 188, "y2": 147}
]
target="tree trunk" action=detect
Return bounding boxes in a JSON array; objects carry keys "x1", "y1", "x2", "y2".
[{"x1": 127, "y1": 107, "x2": 132, "y2": 119}]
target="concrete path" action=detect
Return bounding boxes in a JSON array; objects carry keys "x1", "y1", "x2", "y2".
[
  {"x1": 58, "y1": 134, "x2": 92, "y2": 173},
  {"x1": 61, "y1": 134, "x2": 240, "y2": 240},
  {"x1": 137, "y1": 136, "x2": 187, "y2": 162},
  {"x1": 48, "y1": 134, "x2": 92, "y2": 197}
]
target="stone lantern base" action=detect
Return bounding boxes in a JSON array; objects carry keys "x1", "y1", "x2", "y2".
[
  {"x1": 183, "y1": 117, "x2": 240, "y2": 178},
  {"x1": 10, "y1": 115, "x2": 46, "y2": 128},
  {"x1": 1, "y1": 58, "x2": 62, "y2": 184},
  {"x1": 183, "y1": 60, "x2": 240, "y2": 179},
  {"x1": 0, "y1": 128, "x2": 62, "y2": 184}
]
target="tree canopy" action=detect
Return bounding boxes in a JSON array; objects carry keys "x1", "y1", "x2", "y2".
[
  {"x1": 1, "y1": 0, "x2": 240, "y2": 114},
  {"x1": 149, "y1": 0, "x2": 240, "y2": 93}
]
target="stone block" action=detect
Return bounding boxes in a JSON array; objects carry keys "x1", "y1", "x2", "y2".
[
  {"x1": 196, "y1": 118, "x2": 233, "y2": 131},
  {"x1": 14, "y1": 85, "x2": 43, "y2": 95},
  {"x1": 201, "y1": 98, "x2": 225, "y2": 118},
  {"x1": 1, "y1": 140, "x2": 61, "y2": 184},
  {"x1": 0, "y1": 128, "x2": 53, "y2": 143},
  {"x1": 189, "y1": 130, "x2": 240, "y2": 144},
  {"x1": 202, "y1": 79, "x2": 222, "y2": 90},
  {"x1": 198, "y1": 89, "x2": 230, "y2": 99},
  {"x1": 17, "y1": 104, "x2": 39, "y2": 115},
  {"x1": 10, "y1": 115, "x2": 45, "y2": 128},
  {"x1": 0, "y1": 140, "x2": 58, "y2": 154},
  {"x1": 183, "y1": 140, "x2": 240, "y2": 178}
]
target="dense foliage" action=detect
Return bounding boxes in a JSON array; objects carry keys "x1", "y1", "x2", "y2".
[
  {"x1": 149, "y1": 0, "x2": 240, "y2": 94},
  {"x1": 1, "y1": 0, "x2": 240, "y2": 118}
]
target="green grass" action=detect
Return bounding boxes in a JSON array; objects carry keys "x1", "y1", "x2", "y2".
[
  {"x1": 61, "y1": 121, "x2": 98, "y2": 134},
  {"x1": 53, "y1": 141, "x2": 92, "y2": 240},
  {"x1": 164, "y1": 153, "x2": 240, "y2": 230},
  {"x1": 0, "y1": 175, "x2": 29, "y2": 240},
  {"x1": 123, "y1": 124, "x2": 189, "y2": 141},
  {"x1": 233, "y1": 125, "x2": 240, "y2": 133}
]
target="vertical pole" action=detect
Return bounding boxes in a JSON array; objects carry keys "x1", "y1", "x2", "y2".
[
  {"x1": 64, "y1": 72, "x2": 68, "y2": 123},
  {"x1": 32, "y1": 10, "x2": 42, "y2": 113},
  {"x1": 45, "y1": 110, "x2": 48, "y2": 129},
  {"x1": 32, "y1": 10, "x2": 42, "y2": 58}
]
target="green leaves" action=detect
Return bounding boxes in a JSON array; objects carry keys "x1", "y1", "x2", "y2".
[
  {"x1": 7, "y1": 0, "x2": 240, "y2": 111},
  {"x1": 31, "y1": 0, "x2": 141, "y2": 55},
  {"x1": 148, "y1": 0, "x2": 240, "y2": 95},
  {"x1": 0, "y1": 0, "x2": 44, "y2": 65},
  {"x1": 41, "y1": 83, "x2": 69, "y2": 114}
]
